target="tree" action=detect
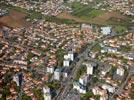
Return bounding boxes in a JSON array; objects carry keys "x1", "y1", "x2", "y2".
[
  {"x1": 82, "y1": 91, "x2": 94, "y2": 100},
  {"x1": 45, "y1": 81, "x2": 60, "y2": 90},
  {"x1": 92, "y1": 76, "x2": 99, "y2": 84},
  {"x1": 129, "y1": 93, "x2": 134, "y2": 99},
  {"x1": 56, "y1": 49, "x2": 64, "y2": 66},
  {"x1": 33, "y1": 88, "x2": 44, "y2": 100},
  {"x1": 2, "y1": 86, "x2": 10, "y2": 99},
  {"x1": 22, "y1": 93, "x2": 31, "y2": 100},
  {"x1": 75, "y1": 66, "x2": 86, "y2": 80},
  {"x1": 95, "y1": 95, "x2": 100, "y2": 100}
]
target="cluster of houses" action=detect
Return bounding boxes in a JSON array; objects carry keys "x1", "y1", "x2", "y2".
[
  {"x1": 6, "y1": 0, "x2": 65, "y2": 16},
  {"x1": 108, "y1": 0, "x2": 134, "y2": 16},
  {"x1": 25, "y1": 21, "x2": 99, "y2": 68},
  {"x1": 70, "y1": 32, "x2": 134, "y2": 99},
  {"x1": 99, "y1": 33, "x2": 134, "y2": 61},
  {"x1": 68, "y1": 0, "x2": 134, "y2": 16},
  {"x1": 0, "y1": 0, "x2": 133, "y2": 99},
  {"x1": 72, "y1": 56, "x2": 131, "y2": 100},
  {"x1": 87, "y1": 33, "x2": 134, "y2": 99},
  {"x1": 0, "y1": 17, "x2": 100, "y2": 100},
  {"x1": 68, "y1": 0, "x2": 93, "y2": 5},
  {"x1": 119, "y1": 75, "x2": 134, "y2": 99}
]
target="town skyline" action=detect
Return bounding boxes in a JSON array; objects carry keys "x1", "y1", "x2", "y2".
[{"x1": 0, "y1": 0, "x2": 134, "y2": 100}]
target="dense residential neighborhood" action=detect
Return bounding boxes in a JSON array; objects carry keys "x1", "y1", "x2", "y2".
[{"x1": 0, "y1": 0, "x2": 134, "y2": 100}]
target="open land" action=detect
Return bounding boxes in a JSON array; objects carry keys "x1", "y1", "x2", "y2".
[
  {"x1": 57, "y1": 11, "x2": 131, "y2": 26},
  {"x1": 0, "y1": 10, "x2": 30, "y2": 28}
]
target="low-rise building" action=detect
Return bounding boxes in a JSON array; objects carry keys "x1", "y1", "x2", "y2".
[{"x1": 92, "y1": 86, "x2": 108, "y2": 100}]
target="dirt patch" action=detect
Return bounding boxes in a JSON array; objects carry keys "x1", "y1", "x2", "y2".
[{"x1": 0, "y1": 10, "x2": 30, "y2": 28}]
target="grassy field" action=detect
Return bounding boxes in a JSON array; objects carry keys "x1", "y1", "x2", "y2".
[{"x1": 68, "y1": 2, "x2": 105, "y2": 20}]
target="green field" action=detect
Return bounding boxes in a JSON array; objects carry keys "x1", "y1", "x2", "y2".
[{"x1": 69, "y1": 2, "x2": 105, "y2": 20}]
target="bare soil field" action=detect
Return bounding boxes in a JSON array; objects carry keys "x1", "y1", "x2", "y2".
[{"x1": 0, "y1": 10, "x2": 30, "y2": 28}]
